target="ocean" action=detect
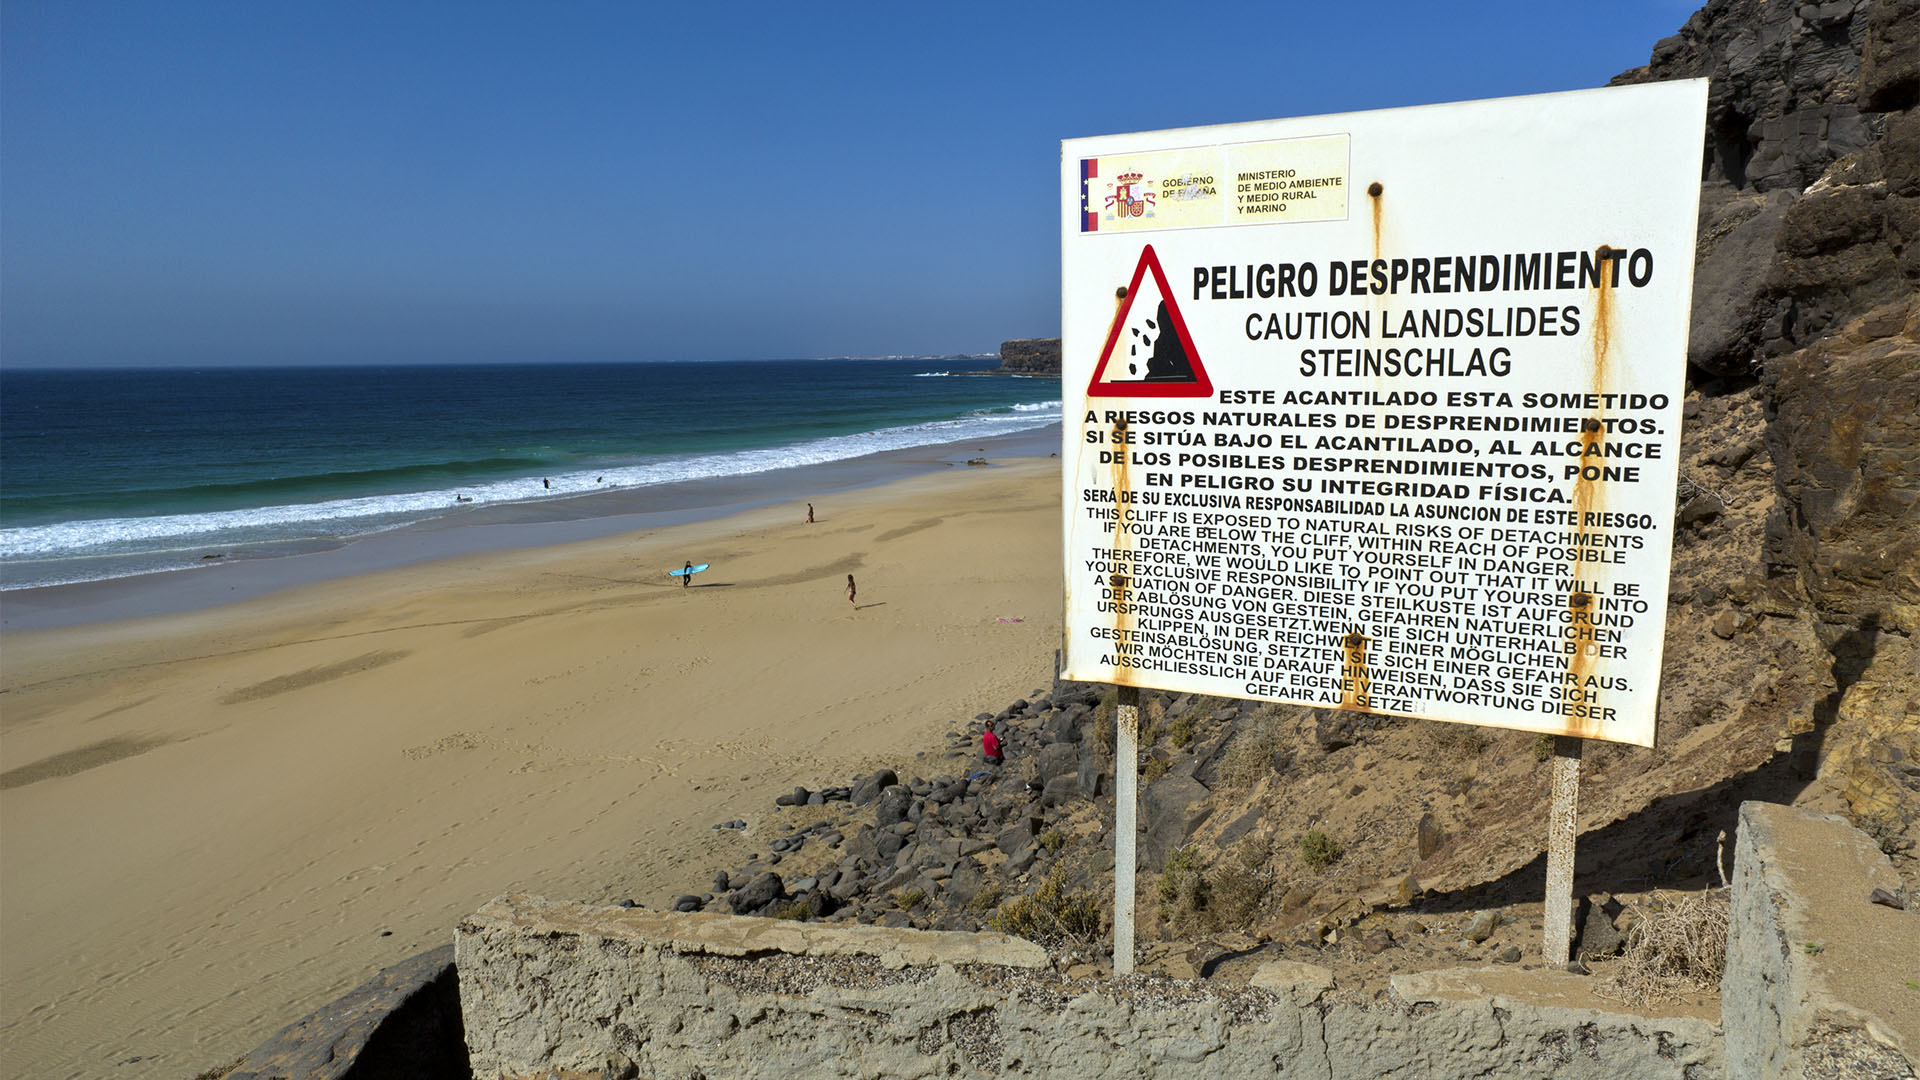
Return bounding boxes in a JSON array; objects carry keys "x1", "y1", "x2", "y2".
[{"x1": 0, "y1": 360, "x2": 1061, "y2": 591}]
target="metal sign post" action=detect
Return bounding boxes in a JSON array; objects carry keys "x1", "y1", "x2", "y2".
[
  {"x1": 1543, "y1": 734, "x2": 1583, "y2": 965},
  {"x1": 1112, "y1": 684, "x2": 1139, "y2": 975}
]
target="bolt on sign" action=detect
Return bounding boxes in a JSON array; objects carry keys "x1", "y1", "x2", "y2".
[{"x1": 1061, "y1": 81, "x2": 1708, "y2": 748}]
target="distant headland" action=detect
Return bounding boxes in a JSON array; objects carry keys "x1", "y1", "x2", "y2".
[{"x1": 964, "y1": 337, "x2": 1061, "y2": 376}]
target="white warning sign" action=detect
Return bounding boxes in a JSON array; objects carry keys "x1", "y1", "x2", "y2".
[{"x1": 1060, "y1": 82, "x2": 1709, "y2": 748}]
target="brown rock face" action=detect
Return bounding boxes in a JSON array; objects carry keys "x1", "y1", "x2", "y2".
[
  {"x1": 998, "y1": 338, "x2": 1061, "y2": 374},
  {"x1": 1861, "y1": 0, "x2": 1920, "y2": 112},
  {"x1": 1762, "y1": 298, "x2": 1920, "y2": 635}
]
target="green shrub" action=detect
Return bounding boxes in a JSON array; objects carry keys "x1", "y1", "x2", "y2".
[
  {"x1": 990, "y1": 868, "x2": 1102, "y2": 945},
  {"x1": 968, "y1": 882, "x2": 1004, "y2": 913},
  {"x1": 1298, "y1": 830, "x2": 1344, "y2": 870},
  {"x1": 1039, "y1": 828, "x2": 1068, "y2": 853},
  {"x1": 892, "y1": 888, "x2": 926, "y2": 911},
  {"x1": 1166, "y1": 709, "x2": 1199, "y2": 748},
  {"x1": 1156, "y1": 846, "x2": 1212, "y2": 928},
  {"x1": 1532, "y1": 733, "x2": 1556, "y2": 761},
  {"x1": 772, "y1": 901, "x2": 812, "y2": 921}
]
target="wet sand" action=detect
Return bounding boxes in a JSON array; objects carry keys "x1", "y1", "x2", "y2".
[{"x1": 0, "y1": 454, "x2": 1065, "y2": 1079}]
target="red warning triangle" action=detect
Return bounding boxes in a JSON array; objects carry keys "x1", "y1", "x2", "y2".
[{"x1": 1087, "y1": 244, "x2": 1213, "y2": 398}]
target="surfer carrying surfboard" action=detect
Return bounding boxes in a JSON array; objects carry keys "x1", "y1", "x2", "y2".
[{"x1": 683, "y1": 561, "x2": 694, "y2": 587}]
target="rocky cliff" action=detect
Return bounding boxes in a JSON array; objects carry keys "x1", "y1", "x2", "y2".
[
  {"x1": 998, "y1": 338, "x2": 1062, "y2": 375},
  {"x1": 1610, "y1": 0, "x2": 1920, "y2": 895},
  {"x1": 1612, "y1": 0, "x2": 1919, "y2": 375}
]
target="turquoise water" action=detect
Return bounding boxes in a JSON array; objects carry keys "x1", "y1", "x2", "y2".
[{"x1": 0, "y1": 360, "x2": 1060, "y2": 588}]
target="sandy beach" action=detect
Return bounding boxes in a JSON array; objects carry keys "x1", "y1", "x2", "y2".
[{"x1": 0, "y1": 456, "x2": 1064, "y2": 1079}]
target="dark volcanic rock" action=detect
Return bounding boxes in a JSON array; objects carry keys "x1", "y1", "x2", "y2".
[
  {"x1": 1035, "y1": 742, "x2": 1079, "y2": 782},
  {"x1": 225, "y1": 944, "x2": 465, "y2": 1080},
  {"x1": 1611, "y1": 0, "x2": 1920, "y2": 375},
  {"x1": 996, "y1": 823, "x2": 1034, "y2": 855},
  {"x1": 1861, "y1": 0, "x2": 1920, "y2": 111},
  {"x1": 1416, "y1": 813, "x2": 1448, "y2": 861},
  {"x1": 729, "y1": 872, "x2": 784, "y2": 914},
  {"x1": 1076, "y1": 752, "x2": 1108, "y2": 798},
  {"x1": 1041, "y1": 706, "x2": 1082, "y2": 744},
  {"x1": 874, "y1": 785, "x2": 913, "y2": 828},
  {"x1": 851, "y1": 769, "x2": 897, "y2": 805},
  {"x1": 1576, "y1": 903, "x2": 1626, "y2": 960},
  {"x1": 1215, "y1": 805, "x2": 1263, "y2": 849},
  {"x1": 1612, "y1": 0, "x2": 1880, "y2": 194},
  {"x1": 998, "y1": 338, "x2": 1062, "y2": 374},
  {"x1": 1141, "y1": 773, "x2": 1214, "y2": 872}
]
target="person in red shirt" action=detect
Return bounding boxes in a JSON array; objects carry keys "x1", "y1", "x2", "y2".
[{"x1": 982, "y1": 720, "x2": 1003, "y2": 766}]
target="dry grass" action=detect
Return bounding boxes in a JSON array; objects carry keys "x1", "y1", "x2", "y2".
[
  {"x1": 1421, "y1": 720, "x2": 1495, "y2": 759},
  {"x1": 1091, "y1": 690, "x2": 1116, "y2": 762},
  {"x1": 1597, "y1": 890, "x2": 1730, "y2": 1009},
  {"x1": 1157, "y1": 836, "x2": 1276, "y2": 933},
  {"x1": 1208, "y1": 836, "x2": 1275, "y2": 927},
  {"x1": 1219, "y1": 705, "x2": 1290, "y2": 793},
  {"x1": 1139, "y1": 697, "x2": 1168, "y2": 746}
]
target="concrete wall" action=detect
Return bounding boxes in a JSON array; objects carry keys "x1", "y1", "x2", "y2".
[
  {"x1": 1722, "y1": 801, "x2": 1918, "y2": 1079},
  {"x1": 224, "y1": 800, "x2": 1911, "y2": 1078},
  {"x1": 455, "y1": 895, "x2": 1722, "y2": 1080}
]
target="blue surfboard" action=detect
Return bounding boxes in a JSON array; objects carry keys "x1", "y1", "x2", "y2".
[{"x1": 669, "y1": 563, "x2": 710, "y2": 578}]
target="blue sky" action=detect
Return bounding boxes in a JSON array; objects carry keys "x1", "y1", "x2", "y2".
[{"x1": 2, "y1": 1, "x2": 1699, "y2": 367}]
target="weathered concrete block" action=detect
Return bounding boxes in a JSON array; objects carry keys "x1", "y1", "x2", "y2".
[
  {"x1": 1723, "y1": 801, "x2": 1919, "y2": 1078},
  {"x1": 1385, "y1": 967, "x2": 1723, "y2": 1079},
  {"x1": 456, "y1": 895, "x2": 1723, "y2": 1079}
]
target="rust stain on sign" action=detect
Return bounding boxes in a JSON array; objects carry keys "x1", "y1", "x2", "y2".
[
  {"x1": 1105, "y1": 286, "x2": 1137, "y2": 687},
  {"x1": 1366, "y1": 183, "x2": 1392, "y2": 399},
  {"x1": 1340, "y1": 631, "x2": 1373, "y2": 713},
  {"x1": 1569, "y1": 246, "x2": 1617, "y2": 532},
  {"x1": 1367, "y1": 182, "x2": 1386, "y2": 270},
  {"x1": 1107, "y1": 427, "x2": 1135, "y2": 688},
  {"x1": 1557, "y1": 246, "x2": 1621, "y2": 738}
]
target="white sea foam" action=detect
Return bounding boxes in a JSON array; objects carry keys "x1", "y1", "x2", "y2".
[{"x1": 0, "y1": 401, "x2": 1063, "y2": 585}]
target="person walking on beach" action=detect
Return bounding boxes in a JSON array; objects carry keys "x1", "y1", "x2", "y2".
[
  {"x1": 982, "y1": 720, "x2": 1003, "y2": 766},
  {"x1": 683, "y1": 560, "x2": 694, "y2": 588},
  {"x1": 845, "y1": 573, "x2": 856, "y2": 610},
  {"x1": 806, "y1": 502, "x2": 815, "y2": 524}
]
